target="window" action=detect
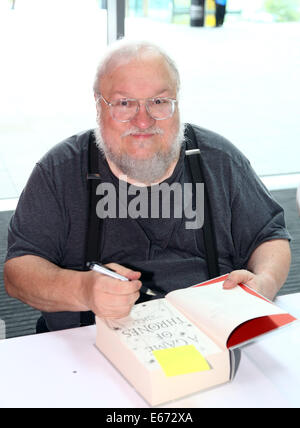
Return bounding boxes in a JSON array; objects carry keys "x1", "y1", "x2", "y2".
[
  {"x1": 125, "y1": 0, "x2": 300, "y2": 187},
  {"x1": 0, "y1": 0, "x2": 107, "y2": 204}
]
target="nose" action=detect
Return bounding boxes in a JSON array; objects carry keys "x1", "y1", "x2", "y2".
[{"x1": 131, "y1": 102, "x2": 156, "y2": 129}]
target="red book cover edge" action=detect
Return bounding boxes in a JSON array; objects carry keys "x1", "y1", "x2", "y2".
[{"x1": 192, "y1": 275, "x2": 297, "y2": 348}]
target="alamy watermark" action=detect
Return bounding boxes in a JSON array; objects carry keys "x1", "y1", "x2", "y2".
[{"x1": 95, "y1": 177, "x2": 204, "y2": 230}]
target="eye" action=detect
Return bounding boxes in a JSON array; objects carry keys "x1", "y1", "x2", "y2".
[
  {"x1": 119, "y1": 99, "x2": 129, "y2": 107},
  {"x1": 116, "y1": 99, "x2": 137, "y2": 109},
  {"x1": 154, "y1": 98, "x2": 164, "y2": 105}
]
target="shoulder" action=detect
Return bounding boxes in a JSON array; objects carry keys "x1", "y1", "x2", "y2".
[
  {"x1": 37, "y1": 129, "x2": 94, "y2": 173},
  {"x1": 187, "y1": 124, "x2": 250, "y2": 171}
]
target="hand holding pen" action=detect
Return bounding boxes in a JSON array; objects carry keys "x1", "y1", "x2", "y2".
[
  {"x1": 87, "y1": 262, "x2": 157, "y2": 297},
  {"x1": 82, "y1": 262, "x2": 141, "y2": 321},
  {"x1": 84, "y1": 262, "x2": 156, "y2": 324}
]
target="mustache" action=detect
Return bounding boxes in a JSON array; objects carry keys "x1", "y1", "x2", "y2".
[{"x1": 121, "y1": 127, "x2": 164, "y2": 138}]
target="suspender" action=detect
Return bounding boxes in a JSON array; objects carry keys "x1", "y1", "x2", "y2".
[
  {"x1": 80, "y1": 133, "x2": 101, "y2": 326},
  {"x1": 184, "y1": 124, "x2": 220, "y2": 279},
  {"x1": 85, "y1": 134, "x2": 102, "y2": 264},
  {"x1": 85, "y1": 123, "x2": 220, "y2": 288}
]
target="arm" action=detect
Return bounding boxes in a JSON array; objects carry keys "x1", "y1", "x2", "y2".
[
  {"x1": 223, "y1": 239, "x2": 291, "y2": 300},
  {"x1": 4, "y1": 255, "x2": 142, "y2": 319}
]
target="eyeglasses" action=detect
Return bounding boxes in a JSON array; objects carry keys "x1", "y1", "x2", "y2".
[{"x1": 96, "y1": 94, "x2": 177, "y2": 122}]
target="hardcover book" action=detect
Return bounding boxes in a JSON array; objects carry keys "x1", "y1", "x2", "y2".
[{"x1": 95, "y1": 274, "x2": 297, "y2": 406}]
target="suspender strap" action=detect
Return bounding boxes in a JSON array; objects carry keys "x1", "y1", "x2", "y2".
[
  {"x1": 85, "y1": 131, "x2": 102, "y2": 264},
  {"x1": 81, "y1": 131, "x2": 101, "y2": 326},
  {"x1": 184, "y1": 124, "x2": 220, "y2": 279}
]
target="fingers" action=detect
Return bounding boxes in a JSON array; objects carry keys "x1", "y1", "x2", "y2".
[
  {"x1": 223, "y1": 269, "x2": 255, "y2": 289},
  {"x1": 105, "y1": 263, "x2": 142, "y2": 281},
  {"x1": 86, "y1": 265, "x2": 142, "y2": 319},
  {"x1": 94, "y1": 289, "x2": 140, "y2": 319},
  {"x1": 92, "y1": 272, "x2": 141, "y2": 295}
]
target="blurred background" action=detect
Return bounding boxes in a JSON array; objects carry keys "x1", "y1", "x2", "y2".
[{"x1": 0, "y1": 0, "x2": 300, "y2": 202}]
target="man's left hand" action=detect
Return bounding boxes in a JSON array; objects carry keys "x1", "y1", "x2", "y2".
[{"x1": 223, "y1": 269, "x2": 270, "y2": 299}]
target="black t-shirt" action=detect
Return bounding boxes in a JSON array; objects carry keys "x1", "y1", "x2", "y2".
[{"x1": 6, "y1": 125, "x2": 291, "y2": 330}]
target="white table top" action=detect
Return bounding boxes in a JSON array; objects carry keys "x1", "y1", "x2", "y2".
[{"x1": 0, "y1": 293, "x2": 299, "y2": 408}]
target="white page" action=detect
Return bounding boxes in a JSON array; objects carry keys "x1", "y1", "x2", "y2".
[
  {"x1": 166, "y1": 281, "x2": 286, "y2": 349},
  {"x1": 107, "y1": 298, "x2": 223, "y2": 371}
]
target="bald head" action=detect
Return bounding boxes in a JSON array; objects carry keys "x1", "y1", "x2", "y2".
[{"x1": 93, "y1": 40, "x2": 180, "y2": 97}]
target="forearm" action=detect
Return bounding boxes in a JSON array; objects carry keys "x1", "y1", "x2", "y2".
[
  {"x1": 247, "y1": 239, "x2": 291, "y2": 299},
  {"x1": 224, "y1": 239, "x2": 291, "y2": 300},
  {"x1": 4, "y1": 255, "x2": 142, "y2": 319},
  {"x1": 4, "y1": 255, "x2": 89, "y2": 313}
]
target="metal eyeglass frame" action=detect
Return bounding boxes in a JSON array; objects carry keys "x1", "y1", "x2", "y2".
[{"x1": 95, "y1": 93, "x2": 177, "y2": 122}]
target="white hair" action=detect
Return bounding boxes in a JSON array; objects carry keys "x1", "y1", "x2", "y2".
[
  {"x1": 93, "y1": 39, "x2": 181, "y2": 95},
  {"x1": 94, "y1": 121, "x2": 185, "y2": 184}
]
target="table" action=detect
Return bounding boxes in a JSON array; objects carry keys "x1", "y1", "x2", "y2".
[{"x1": 0, "y1": 293, "x2": 299, "y2": 408}]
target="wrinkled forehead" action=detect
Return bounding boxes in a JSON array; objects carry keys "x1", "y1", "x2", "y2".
[{"x1": 96, "y1": 49, "x2": 180, "y2": 96}]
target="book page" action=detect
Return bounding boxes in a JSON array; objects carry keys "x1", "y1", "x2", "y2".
[
  {"x1": 109, "y1": 298, "x2": 223, "y2": 372},
  {"x1": 166, "y1": 280, "x2": 287, "y2": 349}
]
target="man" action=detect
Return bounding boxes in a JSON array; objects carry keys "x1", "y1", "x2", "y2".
[
  {"x1": 215, "y1": 0, "x2": 227, "y2": 27},
  {"x1": 4, "y1": 40, "x2": 291, "y2": 332}
]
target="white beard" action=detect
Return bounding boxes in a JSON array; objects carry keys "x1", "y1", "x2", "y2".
[{"x1": 94, "y1": 121, "x2": 185, "y2": 184}]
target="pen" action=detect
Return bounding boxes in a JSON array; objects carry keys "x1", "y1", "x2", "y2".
[{"x1": 87, "y1": 262, "x2": 157, "y2": 296}]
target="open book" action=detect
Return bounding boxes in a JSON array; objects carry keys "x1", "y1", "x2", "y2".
[{"x1": 95, "y1": 274, "x2": 297, "y2": 406}]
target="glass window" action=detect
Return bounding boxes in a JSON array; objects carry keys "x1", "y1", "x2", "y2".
[
  {"x1": 0, "y1": 0, "x2": 107, "y2": 200},
  {"x1": 125, "y1": 0, "x2": 300, "y2": 185},
  {"x1": 1, "y1": 0, "x2": 300, "y2": 196}
]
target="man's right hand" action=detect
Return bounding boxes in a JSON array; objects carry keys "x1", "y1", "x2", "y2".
[
  {"x1": 81, "y1": 263, "x2": 142, "y2": 319},
  {"x1": 4, "y1": 256, "x2": 142, "y2": 320}
]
